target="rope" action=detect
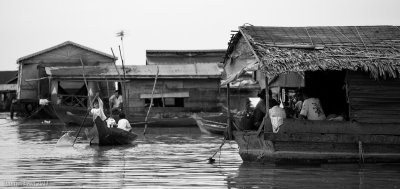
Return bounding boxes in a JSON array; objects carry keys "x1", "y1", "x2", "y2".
[
  {"x1": 304, "y1": 27, "x2": 314, "y2": 45},
  {"x1": 354, "y1": 26, "x2": 368, "y2": 51}
]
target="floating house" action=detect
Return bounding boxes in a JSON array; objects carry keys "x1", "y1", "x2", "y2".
[
  {"x1": 223, "y1": 25, "x2": 400, "y2": 163},
  {"x1": 46, "y1": 63, "x2": 222, "y2": 126},
  {"x1": 15, "y1": 41, "x2": 117, "y2": 116}
]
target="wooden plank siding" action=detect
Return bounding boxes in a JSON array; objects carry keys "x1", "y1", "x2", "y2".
[
  {"x1": 18, "y1": 43, "x2": 115, "y2": 100},
  {"x1": 347, "y1": 71, "x2": 400, "y2": 124},
  {"x1": 122, "y1": 78, "x2": 221, "y2": 120}
]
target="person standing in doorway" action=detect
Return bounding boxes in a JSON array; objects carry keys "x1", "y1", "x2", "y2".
[{"x1": 299, "y1": 90, "x2": 326, "y2": 120}]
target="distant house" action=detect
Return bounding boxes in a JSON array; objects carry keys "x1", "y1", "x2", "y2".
[
  {"x1": 146, "y1": 49, "x2": 260, "y2": 111},
  {"x1": 46, "y1": 63, "x2": 221, "y2": 126},
  {"x1": 0, "y1": 71, "x2": 17, "y2": 111},
  {"x1": 17, "y1": 41, "x2": 117, "y2": 101},
  {"x1": 15, "y1": 41, "x2": 117, "y2": 116}
]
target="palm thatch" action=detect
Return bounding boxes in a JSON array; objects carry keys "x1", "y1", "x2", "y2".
[{"x1": 229, "y1": 26, "x2": 400, "y2": 79}]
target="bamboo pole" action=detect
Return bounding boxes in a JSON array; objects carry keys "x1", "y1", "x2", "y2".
[
  {"x1": 226, "y1": 83, "x2": 232, "y2": 140},
  {"x1": 143, "y1": 66, "x2": 159, "y2": 135},
  {"x1": 110, "y1": 48, "x2": 126, "y2": 113},
  {"x1": 79, "y1": 58, "x2": 90, "y2": 107},
  {"x1": 106, "y1": 78, "x2": 111, "y2": 117},
  {"x1": 264, "y1": 76, "x2": 270, "y2": 133},
  {"x1": 119, "y1": 46, "x2": 128, "y2": 114}
]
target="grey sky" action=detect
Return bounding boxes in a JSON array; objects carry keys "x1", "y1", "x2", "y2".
[{"x1": 1, "y1": 0, "x2": 399, "y2": 70}]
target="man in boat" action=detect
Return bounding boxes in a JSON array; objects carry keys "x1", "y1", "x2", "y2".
[
  {"x1": 299, "y1": 90, "x2": 326, "y2": 120},
  {"x1": 253, "y1": 89, "x2": 279, "y2": 129},
  {"x1": 109, "y1": 90, "x2": 123, "y2": 114}
]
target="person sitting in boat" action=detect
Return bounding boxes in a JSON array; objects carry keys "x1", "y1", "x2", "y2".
[
  {"x1": 117, "y1": 112, "x2": 132, "y2": 132},
  {"x1": 90, "y1": 96, "x2": 107, "y2": 121},
  {"x1": 299, "y1": 90, "x2": 326, "y2": 120},
  {"x1": 109, "y1": 90, "x2": 123, "y2": 114},
  {"x1": 253, "y1": 89, "x2": 279, "y2": 129}
]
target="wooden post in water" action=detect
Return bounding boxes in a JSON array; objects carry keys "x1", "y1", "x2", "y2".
[
  {"x1": 264, "y1": 76, "x2": 270, "y2": 133},
  {"x1": 226, "y1": 83, "x2": 232, "y2": 140}
]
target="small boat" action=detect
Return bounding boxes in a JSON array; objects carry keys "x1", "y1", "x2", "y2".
[
  {"x1": 191, "y1": 113, "x2": 227, "y2": 135},
  {"x1": 86, "y1": 117, "x2": 138, "y2": 146}
]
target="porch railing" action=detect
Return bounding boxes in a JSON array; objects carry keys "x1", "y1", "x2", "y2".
[{"x1": 58, "y1": 95, "x2": 88, "y2": 108}]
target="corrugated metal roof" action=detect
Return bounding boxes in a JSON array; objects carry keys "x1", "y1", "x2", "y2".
[
  {"x1": 0, "y1": 71, "x2": 17, "y2": 84},
  {"x1": 17, "y1": 41, "x2": 117, "y2": 63},
  {"x1": 146, "y1": 49, "x2": 225, "y2": 65},
  {"x1": 46, "y1": 63, "x2": 221, "y2": 79}
]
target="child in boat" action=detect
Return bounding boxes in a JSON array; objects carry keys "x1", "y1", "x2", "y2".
[{"x1": 117, "y1": 112, "x2": 132, "y2": 132}]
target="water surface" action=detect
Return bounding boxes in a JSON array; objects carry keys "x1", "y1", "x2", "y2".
[{"x1": 1, "y1": 119, "x2": 400, "y2": 188}]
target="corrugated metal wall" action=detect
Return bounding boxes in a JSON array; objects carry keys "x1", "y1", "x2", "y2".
[{"x1": 348, "y1": 71, "x2": 400, "y2": 124}]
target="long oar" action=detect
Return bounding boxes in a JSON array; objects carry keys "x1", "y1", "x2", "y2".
[
  {"x1": 72, "y1": 110, "x2": 89, "y2": 146},
  {"x1": 208, "y1": 138, "x2": 226, "y2": 164}
]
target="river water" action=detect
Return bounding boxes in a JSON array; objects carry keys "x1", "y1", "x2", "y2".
[{"x1": 1, "y1": 119, "x2": 400, "y2": 188}]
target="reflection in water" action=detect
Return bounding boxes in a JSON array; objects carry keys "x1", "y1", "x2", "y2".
[
  {"x1": 227, "y1": 161, "x2": 400, "y2": 188},
  {"x1": 1, "y1": 119, "x2": 400, "y2": 188}
]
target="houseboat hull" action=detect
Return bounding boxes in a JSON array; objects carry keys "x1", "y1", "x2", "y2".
[{"x1": 233, "y1": 119, "x2": 400, "y2": 164}]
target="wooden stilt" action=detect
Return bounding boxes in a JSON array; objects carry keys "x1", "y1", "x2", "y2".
[{"x1": 227, "y1": 83, "x2": 232, "y2": 140}]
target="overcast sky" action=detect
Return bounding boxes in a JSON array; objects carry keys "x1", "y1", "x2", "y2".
[{"x1": 1, "y1": 0, "x2": 399, "y2": 70}]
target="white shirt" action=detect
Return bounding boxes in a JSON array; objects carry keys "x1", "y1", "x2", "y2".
[
  {"x1": 117, "y1": 119, "x2": 132, "y2": 131},
  {"x1": 90, "y1": 98, "x2": 106, "y2": 121},
  {"x1": 300, "y1": 98, "x2": 326, "y2": 120},
  {"x1": 109, "y1": 95, "x2": 123, "y2": 108}
]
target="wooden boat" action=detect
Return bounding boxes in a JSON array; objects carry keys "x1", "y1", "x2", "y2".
[
  {"x1": 191, "y1": 113, "x2": 227, "y2": 135},
  {"x1": 86, "y1": 117, "x2": 138, "y2": 146}
]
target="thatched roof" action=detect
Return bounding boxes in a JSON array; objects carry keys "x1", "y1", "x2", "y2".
[{"x1": 226, "y1": 25, "x2": 400, "y2": 79}]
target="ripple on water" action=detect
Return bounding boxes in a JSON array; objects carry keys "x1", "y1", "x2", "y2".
[{"x1": 1, "y1": 122, "x2": 400, "y2": 188}]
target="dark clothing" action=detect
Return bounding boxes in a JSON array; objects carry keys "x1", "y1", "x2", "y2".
[{"x1": 253, "y1": 99, "x2": 279, "y2": 128}]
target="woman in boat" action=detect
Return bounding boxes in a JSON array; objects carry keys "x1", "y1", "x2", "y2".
[
  {"x1": 86, "y1": 95, "x2": 108, "y2": 144},
  {"x1": 89, "y1": 96, "x2": 107, "y2": 122},
  {"x1": 253, "y1": 89, "x2": 279, "y2": 129}
]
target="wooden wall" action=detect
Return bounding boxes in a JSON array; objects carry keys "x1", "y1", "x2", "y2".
[
  {"x1": 18, "y1": 44, "x2": 115, "y2": 100},
  {"x1": 19, "y1": 64, "x2": 39, "y2": 100},
  {"x1": 122, "y1": 78, "x2": 220, "y2": 120},
  {"x1": 348, "y1": 71, "x2": 400, "y2": 124}
]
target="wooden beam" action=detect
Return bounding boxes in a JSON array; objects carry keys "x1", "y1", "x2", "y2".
[{"x1": 265, "y1": 132, "x2": 400, "y2": 145}]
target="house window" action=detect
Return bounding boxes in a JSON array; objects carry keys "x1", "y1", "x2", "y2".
[{"x1": 144, "y1": 97, "x2": 184, "y2": 107}]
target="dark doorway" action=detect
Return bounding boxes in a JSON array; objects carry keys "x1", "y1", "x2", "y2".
[{"x1": 304, "y1": 70, "x2": 348, "y2": 119}]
